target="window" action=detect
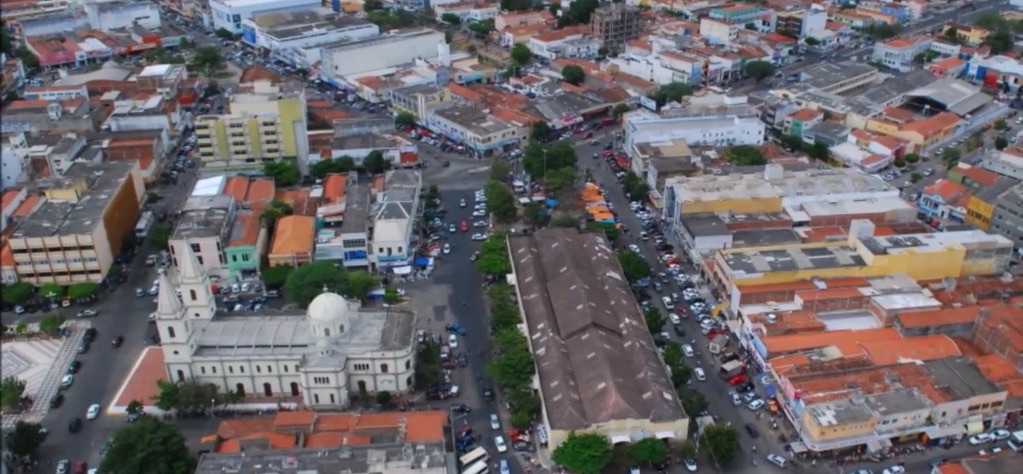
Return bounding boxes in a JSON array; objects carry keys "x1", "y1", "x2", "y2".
[
  {"x1": 406, "y1": 360, "x2": 411, "y2": 370},
  {"x1": 284, "y1": 365, "x2": 289, "y2": 373},
  {"x1": 267, "y1": 365, "x2": 272, "y2": 373},
  {"x1": 313, "y1": 376, "x2": 330, "y2": 385},
  {"x1": 201, "y1": 367, "x2": 206, "y2": 374},
  {"x1": 212, "y1": 366, "x2": 217, "y2": 374},
  {"x1": 167, "y1": 327, "x2": 176, "y2": 338},
  {"x1": 197, "y1": 255, "x2": 204, "y2": 265},
  {"x1": 256, "y1": 365, "x2": 261, "y2": 373},
  {"x1": 330, "y1": 393, "x2": 336, "y2": 404},
  {"x1": 380, "y1": 364, "x2": 389, "y2": 373},
  {"x1": 242, "y1": 254, "x2": 250, "y2": 262},
  {"x1": 354, "y1": 363, "x2": 370, "y2": 371},
  {"x1": 190, "y1": 243, "x2": 201, "y2": 253},
  {"x1": 189, "y1": 289, "x2": 197, "y2": 301},
  {"x1": 339, "y1": 325, "x2": 344, "y2": 334},
  {"x1": 239, "y1": 366, "x2": 245, "y2": 373},
  {"x1": 324, "y1": 328, "x2": 331, "y2": 337},
  {"x1": 229, "y1": 366, "x2": 234, "y2": 374}
]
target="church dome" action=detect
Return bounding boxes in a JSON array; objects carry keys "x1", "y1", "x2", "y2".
[{"x1": 307, "y1": 292, "x2": 350, "y2": 324}]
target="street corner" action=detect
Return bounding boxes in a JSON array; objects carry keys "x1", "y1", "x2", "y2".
[{"x1": 108, "y1": 346, "x2": 166, "y2": 416}]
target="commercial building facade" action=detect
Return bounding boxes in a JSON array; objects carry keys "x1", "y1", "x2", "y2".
[
  {"x1": 320, "y1": 29, "x2": 445, "y2": 81},
  {"x1": 209, "y1": 0, "x2": 320, "y2": 34}
]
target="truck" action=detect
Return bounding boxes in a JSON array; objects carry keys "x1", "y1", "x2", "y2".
[
  {"x1": 719, "y1": 360, "x2": 745, "y2": 379},
  {"x1": 1009, "y1": 429, "x2": 1023, "y2": 452},
  {"x1": 708, "y1": 334, "x2": 730, "y2": 355}
]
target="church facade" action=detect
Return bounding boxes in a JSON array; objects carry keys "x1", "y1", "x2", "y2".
[{"x1": 154, "y1": 247, "x2": 418, "y2": 408}]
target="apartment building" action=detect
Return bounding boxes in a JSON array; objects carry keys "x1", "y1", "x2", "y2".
[
  {"x1": 6, "y1": 161, "x2": 144, "y2": 285},
  {"x1": 775, "y1": 6, "x2": 827, "y2": 39},
  {"x1": 872, "y1": 36, "x2": 932, "y2": 73},
  {"x1": 194, "y1": 80, "x2": 308, "y2": 171},
  {"x1": 990, "y1": 184, "x2": 1023, "y2": 253},
  {"x1": 589, "y1": 3, "x2": 641, "y2": 54},
  {"x1": 169, "y1": 195, "x2": 236, "y2": 276}
]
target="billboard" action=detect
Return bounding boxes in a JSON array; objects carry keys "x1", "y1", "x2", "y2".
[{"x1": 639, "y1": 95, "x2": 658, "y2": 111}]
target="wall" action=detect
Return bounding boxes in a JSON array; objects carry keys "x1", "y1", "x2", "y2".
[
  {"x1": 322, "y1": 31, "x2": 445, "y2": 79},
  {"x1": 680, "y1": 196, "x2": 783, "y2": 215},
  {"x1": 170, "y1": 237, "x2": 226, "y2": 272},
  {"x1": 100, "y1": 162, "x2": 145, "y2": 271},
  {"x1": 800, "y1": 408, "x2": 877, "y2": 442}
]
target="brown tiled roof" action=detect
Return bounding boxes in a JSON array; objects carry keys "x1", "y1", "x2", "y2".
[{"x1": 508, "y1": 228, "x2": 686, "y2": 430}]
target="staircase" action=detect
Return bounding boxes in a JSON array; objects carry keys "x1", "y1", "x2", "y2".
[{"x1": 28, "y1": 322, "x2": 87, "y2": 416}]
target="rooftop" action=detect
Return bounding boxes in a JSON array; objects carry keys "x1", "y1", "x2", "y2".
[
  {"x1": 433, "y1": 106, "x2": 515, "y2": 137},
  {"x1": 799, "y1": 61, "x2": 876, "y2": 92},
  {"x1": 323, "y1": 28, "x2": 440, "y2": 52},
  {"x1": 172, "y1": 195, "x2": 234, "y2": 240},
  {"x1": 270, "y1": 215, "x2": 315, "y2": 256},
  {"x1": 722, "y1": 243, "x2": 866, "y2": 276},
  {"x1": 906, "y1": 78, "x2": 992, "y2": 116},
  {"x1": 196, "y1": 438, "x2": 445, "y2": 474},
  {"x1": 923, "y1": 357, "x2": 1004, "y2": 400},
  {"x1": 858, "y1": 231, "x2": 1012, "y2": 256},
  {"x1": 508, "y1": 228, "x2": 687, "y2": 430},
  {"x1": 805, "y1": 399, "x2": 875, "y2": 426},
  {"x1": 11, "y1": 162, "x2": 135, "y2": 238},
  {"x1": 669, "y1": 167, "x2": 894, "y2": 204},
  {"x1": 340, "y1": 181, "x2": 370, "y2": 234}
]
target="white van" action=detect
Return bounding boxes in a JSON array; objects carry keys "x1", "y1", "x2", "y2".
[{"x1": 766, "y1": 454, "x2": 789, "y2": 468}]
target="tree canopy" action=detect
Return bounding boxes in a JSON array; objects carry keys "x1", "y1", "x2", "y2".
[
  {"x1": 310, "y1": 156, "x2": 356, "y2": 179},
  {"x1": 474, "y1": 231, "x2": 512, "y2": 275},
  {"x1": 643, "y1": 307, "x2": 668, "y2": 335},
  {"x1": 149, "y1": 223, "x2": 172, "y2": 250},
  {"x1": 190, "y1": 46, "x2": 228, "y2": 78},
  {"x1": 700, "y1": 423, "x2": 741, "y2": 464},
  {"x1": 5, "y1": 421, "x2": 47, "y2": 460},
  {"x1": 522, "y1": 141, "x2": 577, "y2": 180},
  {"x1": 725, "y1": 145, "x2": 766, "y2": 166},
  {"x1": 510, "y1": 43, "x2": 532, "y2": 65},
  {"x1": 651, "y1": 82, "x2": 693, "y2": 105},
  {"x1": 283, "y1": 261, "x2": 347, "y2": 307},
  {"x1": 552, "y1": 432, "x2": 613, "y2": 474},
  {"x1": 744, "y1": 60, "x2": 775, "y2": 81},
  {"x1": 1, "y1": 376, "x2": 26, "y2": 410},
  {"x1": 617, "y1": 251, "x2": 652, "y2": 282},
  {"x1": 633, "y1": 437, "x2": 668, "y2": 464},
  {"x1": 394, "y1": 111, "x2": 416, "y2": 127},
  {"x1": 362, "y1": 150, "x2": 390, "y2": 174},
  {"x1": 468, "y1": 19, "x2": 495, "y2": 38},
  {"x1": 152, "y1": 379, "x2": 238, "y2": 413},
  {"x1": 99, "y1": 416, "x2": 196, "y2": 474},
  {"x1": 1, "y1": 282, "x2": 33, "y2": 305},
  {"x1": 561, "y1": 65, "x2": 585, "y2": 85},
  {"x1": 262, "y1": 161, "x2": 301, "y2": 186},
  {"x1": 622, "y1": 172, "x2": 651, "y2": 200},
  {"x1": 483, "y1": 180, "x2": 517, "y2": 222},
  {"x1": 67, "y1": 282, "x2": 100, "y2": 300}
]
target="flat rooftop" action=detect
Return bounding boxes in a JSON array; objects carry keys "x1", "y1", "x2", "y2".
[
  {"x1": 863, "y1": 388, "x2": 932, "y2": 416},
  {"x1": 323, "y1": 28, "x2": 440, "y2": 52},
  {"x1": 787, "y1": 196, "x2": 915, "y2": 220},
  {"x1": 12, "y1": 162, "x2": 135, "y2": 238},
  {"x1": 859, "y1": 230, "x2": 1013, "y2": 256},
  {"x1": 172, "y1": 195, "x2": 234, "y2": 240},
  {"x1": 723, "y1": 243, "x2": 866, "y2": 276},
  {"x1": 805, "y1": 399, "x2": 874, "y2": 426},
  {"x1": 195, "y1": 442, "x2": 447, "y2": 474},
  {"x1": 799, "y1": 61, "x2": 876, "y2": 91},
  {"x1": 340, "y1": 181, "x2": 370, "y2": 234},
  {"x1": 670, "y1": 168, "x2": 894, "y2": 204},
  {"x1": 923, "y1": 357, "x2": 1004, "y2": 399},
  {"x1": 433, "y1": 106, "x2": 515, "y2": 136}
]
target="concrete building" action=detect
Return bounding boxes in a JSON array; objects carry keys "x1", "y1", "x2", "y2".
[
  {"x1": 209, "y1": 0, "x2": 320, "y2": 34},
  {"x1": 240, "y1": 9, "x2": 379, "y2": 67},
  {"x1": 794, "y1": 62, "x2": 879, "y2": 95},
  {"x1": 623, "y1": 98, "x2": 766, "y2": 152},
  {"x1": 194, "y1": 80, "x2": 308, "y2": 171},
  {"x1": 370, "y1": 170, "x2": 421, "y2": 272},
  {"x1": 388, "y1": 84, "x2": 451, "y2": 122},
  {"x1": 169, "y1": 194, "x2": 236, "y2": 276},
  {"x1": 6, "y1": 161, "x2": 144, "y2": 285},
  {"x1": 990, "y1": 184, "x2": 1023, "y2": 256},
  {"x1": 319, "y1": 29, "x2": 445, "y2": 81},
  {"x1": 872, "y1": 36, "x2": 932, "y2": 73},
  {"x1": 423, "y1": 105, "x2": 524, "y2": 154},
  {"x1": 155, "y1": 249, "x2": 417, "y2": 407},
  {"x1": 589, "y1": 4, "x2": 641, "y2": 54},
  {"x1": 507, "y1": 227, "x2": 689, "y2": 449},
  {"x1": 776, "y1": 5, "x2": 827, "y2": 39}
]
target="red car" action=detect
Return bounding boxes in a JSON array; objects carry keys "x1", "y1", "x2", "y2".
[
  {"x1": 728, "y1": 374, "x2": 748, "y2": 386},
  {"x1": 459, "y1": 221, "x2": 468, "y2": 232}
]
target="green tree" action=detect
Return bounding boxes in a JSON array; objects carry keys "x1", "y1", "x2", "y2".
[
  {"x1": 468, "y1": 19, "x2": 495, "y2": 38},
  {"x1": 617, "y1": 251, "x2": 652, "y2": 282},
  {"x1": 522, "y1": 202, "x2": 546, "y2": 226},
  {"x1": 486, "y1": 347, "x2": 535, "y2": 389},
  {"x1": 0, "y1": 19, "x2": 13, "y2": 54},
  {"x1": 622, "y1": 172, "x2": 651, "y2": 199},
  {"x1": 260, "y1": 199, "x2": 294, "y2": 227},
  {"x1": 894, "y1": 159, "x2": 907, "y2": 168},
  {"x1": 214, "y1": 28, "x2": 234, "y2": 40},
  {"x1": 6, "y1": 421, "x2": 47, "y2": 460},
  {"x1": 863, "y1": 23, "x2": 903, "y2": 40},
  {"x1": 16, "y1": 47, "x2": 39, "y2": 70},
  {"x1": 807, "y1": 141, "x2": 830, "y2": 161},
  {"x1": 942, "y1": 147, "x2": 961, "y2": 163},
  {"x1": 39, "y1": 283, "x2": 64, "y2": 300},
  {"x1": 414, "y1": 341, "x2": 444, "y2": 389},
  {"x1": 262, "y1": 161, "x2": 300, "y2": 186},
  {"x1": 804, "y1": 37, "x2": 820, "y2": 46},
  {"x1": 502, "y1": 0, "x2": 534, "y2": 12},
  {"x1": 996, "y1": 136, "x2": 1009, "y2": 150},
  {"x1": 475, "y1": 232, "x2": 511, "y2": 275},
  {"x1": 383, "y1": 287, "x2": 400, "y2": 304},
  {"x1": 651, "y1": 82, "x2": 693, "y2": 105},
  {"x1": 395, "y1": 111, "x2": 417, "y2": 127},
  {"x1": 151, "y1": 379, "x2": 181, "y2": 411},
  {"x1": 99, "y1": 416, "x2": 196, "y2": 474},
  {"x1": 506, "y1": 387, "x2": 540, "y2": 416},
  {"x1": 943, "y1": 27, "x2": 960, "y2": 44},
  {"x1": 544, "y1": 167, "x2": 576, "y2": 196},
  {"x1": 522, "y1": 141, "x2": 577, "y2": 179},
  {"x1": 661, "y1": 342, "x2": 691, "y2": 388},
  {"x1": 677, "y1": 440, "x2": 697, "y2": 459},
  {"x1": 510, "y1": 411, "x2": 532, "y2": 429},
  {"x1": 910, "y1": 172, "x2": 923, "y2": 184},
  {"x1": 362, "y1": 0, "x2": 384, "y2": 11},
  {"x1": 680, "y1": 389, "x2": 708, "y2": 415},
  {"x1": 510, "y1": 43, "x2": 532, "y2": 65},
  {"x1": 284, "y1": 261, "x2": 347, "y2": 307},
  {"x1": 484, "y1": 180, "x2": 517, "y2": 222},
  {"x1": 530, "y1": 121, "x2": 552, "y2": 142},
  {"x1": 345, "y1": 270, "x2": 381, "y2": 300},
  {"x1": 643, "y1": 307, "x2": 668, "y2": 335},
  {"x1": 190, "y1": 46, "x2": 228, "y2": 78},
  {"x1": 561, "y1": 65, "x2": 585, "y2": 85},
  {"x1": 904, "y1": 153, "x2": 921, "y2": 164},
  {"x1": 1, "y1": 376, "x2": 26, "y2": 410},
  {"x1": 39, "y1": 314, "x2": 64, "y2": 334},
  {"x1": 552, "y1": 432, "x2": 612, "y2": 474},
  {"x1": 633, "y1": 438, "x2": 668, "y2": 464},
  {"x1": 700, "y1": 423, "x2": 741, "y2": 465},
  {"x1": 1, "y1": 282, "x2": 33, "y2": 306},
  {"x1": 612, "y1": 443, "x2": 636, "y2": 469},
  {"x1": 613, "y1": 103, "x2": 631, "y2": 118},
  {"x1": 126, "y1": 399, "x2": 144, "y2": 416},
  {"x1": 586, "y1": 222, "x2": 620, "y2": 243},
  {"x1": 725, "y1": 145, "x2": 766, "y2": 166},
  {"x1": 743, "y1": 60, "x2": 775, "y2": 82},
  {"x1": 563, "y1": 0, "x2": 601, "y2": 26},
  {"x1": 440, "y1": 13, "x2": 461, "y2": 25},
  {"x1": 994, "y1": 119, "x2": 1008, "y2": 131},
  {"x1": 490, "y1": 159, "x2": 512, "y2": 181},
  {"x1": 362, "y1": 150, "x2": 390, "y2": 174},
  {"x1": 67, "y1": 282, "x2": 100, "y2": 300},
  {"x1": 375, "y1": 390, "x2": 393, "y2": 406}
]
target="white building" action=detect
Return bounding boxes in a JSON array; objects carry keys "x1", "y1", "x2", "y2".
[
  {"x1": 699, "y1": 18, "x2": 740, "y2": 45},
  {"x1": 209, "y1": 0, "x2": 320, "y2": 34},
  {"x1": 84, "y1": 1, "x2": 162, "y2": 31},
  {"x1": 872, "y1": 36, "x2": 932, "y2": 73},
  {"x1": 623, "y1": 97, "x2": 766, "y2": 151},
  {"x1": 370, "y1": 170, "x2": 422, "y2": 272},
  {"x1": 241, "y1": 10, "x2": 379, "y2": 57},
  {"x1": 0, "y1": 133, "x2": 29, "y2": 190},
  {"x1": 320, "y1": 29, "x2": 445, "y2": 81},
  {"x1": 156, "y1": 248, "x2": 417, "y2": 407},
  {"x1": 434, "y1": 2, "x2": 499, "y2": 23}
]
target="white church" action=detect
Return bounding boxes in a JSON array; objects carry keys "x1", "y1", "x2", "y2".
[{"x1": 154, "y1": 247, "x2": 419, "y2": 408}]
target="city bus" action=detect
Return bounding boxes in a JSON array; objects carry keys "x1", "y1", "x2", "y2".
[
  {"x1": 134, "y1": 211, "x2": 155, "y2": 239},
  {"x1": 462, "y1": 460, "x2": 488, "y2": 474},
  {"x1": 459, "y1": 447, "x2": 488, "y2": 468},
  {"x1": 1008, "y1": 429, "x2": 1023, "y2": 452}
]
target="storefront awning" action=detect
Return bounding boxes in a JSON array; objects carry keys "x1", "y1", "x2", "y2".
[
  {"x1": 392, "y1": 265, "x2": 412, "y2": 275},
  {"x1": 655, "y1": 431, "x2": 676, "y2": 439},
  {"x1": 924, "y1": 424, "x2": 966, "y2": 439},
  {"x1": 788, "y1": 442, "x2": 808, "y2": 454},
  {"x1": 965, "y1": 421, "x2": 985, "y2": 435},
  {"x1": 610, "y1": 434, "x2": 631, "y2": 444}
]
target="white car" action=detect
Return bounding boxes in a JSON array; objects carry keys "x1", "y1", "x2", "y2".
[
  {"x1": 992, "y1": 428, "x2": 1011, "y2": 440},
  {"x1": 969, "y1": 433, "x2": 994, "y2": 445},
  {"x1": 766, "y1": 454, "x2": 788, "y2": 468},
  {"x1": 748, "y1": 399, "x2": 766, "y2": 411},
  {"x1": 61, "y1": 374, "x2": 74, "y2": 388},
  {"x1": 472, "y1": 210, "x2": 487, "y2": 217},
  {"x1": 682, "y1": 344, "x2": 695, "y2": 357},
  {"x1": 694, "y1": 368, "x2": 706, "y2": 381},
  {"x1": 471, "y1": 233, "x2": 488, "y2": 241},
  {"x1": 443, "y1": 243, "x2": 451, "y2": 254},
  {"x1": 881, "y1": 467, "x2": 905, "y2": 474},
  {"x1": 979, "y1": 447, "x2": 1003, "y2": 455},
  {"x1": 473, "y1": 220, "x2": 488, "y2": 228},
  {"x1": 448, "y1": 334, "x2": 458, "y2": 348},
  {"x1": 494, "y1": 435, "x2": 508, "y2": 453},
  {"x1": 662, "y1": 296, "x2": 674, "y2": 309},
  {"x1": 86, "y1": 403, "x2": 101, "y2": 420},
  {"x1": 668, "y1": 313, "x2": 681, "y2": 325},
  {"x1": 474, "y1": 203, "x2": 487, "y2": 210},
  {"x1": 490, "y1": 414, "x2": 501, "y2": 430},
  {"x1": 459, "y1": 199, "x2": 466, "y2": 208},
  {"x1": 628, "y1": 244, "x2": 641, "y2": 253},
  {"x1": 57, "y1": 460, "x2": 70, "y2": 474},
  {"x1": 148, "y1": 284, "x2": 159, "y2": 296},
  {"x1": 730, "y1": 392, "x2": 742, "y2": 406},
  {"x1": 683, "y1": 458, "x2": 697, "y2": 472}
]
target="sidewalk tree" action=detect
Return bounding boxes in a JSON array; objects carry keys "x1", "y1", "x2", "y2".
[
  {"x1": 375, "y1": 391, "x2": 393, "y2": 406},
  {"x1": 622, "y1": 172, "x2": 651, "y2": 199},
  {"x1": 475, "y1": 233, "x2": 511, "y2": 275},
  {"x1": 726, "y1": 145, "x2": 766, "y2": 166},
  {"x1": 440, "y1": 12, "x2": 461, "y2": 25},
  {"x1": 561, "y1": 64, "x2": 585, "y2": 85},
  {"x1": 490, "y1": 159, "x2": 512, "y2": 181},
  {"x1": 383, "y1": 287, "x2": 400, "y2": 304},
  {"x1": 483, "y1": 180, "x2": 517, "y2": 222},
  {"x1": 530, "y1": 122, "x2": 552, "y2": 142},
  {"x1": 190, "y1": 46, "x2": 228, "y2": 78},
  {"x1": 613, "y1": 103, "x2": 631, "y2": 118},
  {"x1": 612, "y1": 443, "x2": 636, "y2": 469},
  {"x1": 1, "y1": 282, "x2": 32, "y2": 306},
  {"x1": 1, "y1": 376, "x2": 26, "y2": 409},
  {"x1": 700, "y1": 423, "x2": 741, "y2": 465},
  {"x1": 996, "y1": 136, "x2": 1009, "y2": 150},
  {"x1": 680, "y1": 389, "x2": 708, "y2": 415},
  {"x1": 152, "y1": 380, "x2": 181, "y2": 411},
  {"x1": 616, "y1": 251, "x2": 652, "y2": 282},
  {"x1": 343, "y1": 270, "x2": 381, "y2": 300},
  {"x1": 942, "y1": 147, "x2": 961, "y2": 163},
  {"x1": 994, "y1": 119, "x2": 1008, "y2": 130},
  {"x1": 523, "y1": 141, "x2": 577, "y2": 179},
  {"x1": 6, "y1": 421, "x2": 47, "y2": 460},
  {"x1": 260, "y1": 265, "x2": 292, "y2": 289},
  {"x1": 552, "y1": 432, "x2": 612, "y2": 474},
  {"x1": 362, "y1": 150, "x2": 390, "y2": 174},
  {"x1": 510, "y1": 43, "x2": 532, "y2": 65},
  {"x1": 39, "y1": 314, "x2": 64, "y2": 334},
  {"x1": 904, "y1": 153, "x2": 921, "y2": 164},
  {"x1": 544, "y1": 166, "x2": 577, "y2": 196},
  {"x1": 100, "y1": 416, "x2": 195, "y2": 474},
  {"x1": 39, "y1": 283, "x2": 65, "y2": 300},
  {"x1": 126, "y1": 400, "x2": 144, "y2": 416},
  {"x1": 510, "y1": 411, "x2": 532, "y2": 429},
  {"x1": 149, "y1": 222, "x2": 173, "y2": 250},
  {"x1": 743, "y1": 60, "x2": 775, "y2": 82},
  {"x1": 395, "y1": 111, "x2": 417, "y2": 127},
  {"x1": 586, "y1": 222, "x2": 620, "y2": 244},
  {"x1": 633, "y1": 437, "x2": 668, "y2": 464},
  {"x1": 67, "y1": 282, "x2": 99, "y2": 300},
  {"x1": 522, "y1": 202, "x2": 546, "y2": 226},
  {"x1": 284, "y1": 261, "x2": 347, "y2": 307},
  {"x1": 262, "y1": 161, "x2": 300, "y2": 186},
  {"x1": 486, "y1": 346, "x2": 535, "y2": 389},
  {"x1": 643, "y1": 307, "x2": 667, "y2": 335},
  {"x1": 651, "y1": 82, "x2": 693, "y2": 105},
  {"x1": 414, "y1": 341, "x2": 444, "y2": 389}
]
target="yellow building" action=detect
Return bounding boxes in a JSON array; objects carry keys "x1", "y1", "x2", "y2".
[
  {"x1": 709, "y1": 227, "x2": 1014, "y2": 292},
  {"x1": 194, "y1": 80, "x2": 307, "y2": 171},
  {"x1": 964, "y1": 179, "x2": 1019, "y2": 230},
  {"x1": 865, "y1": 112, "x2": 960, "y2": 153},
  {"x1": 801, "y1": 401, "x2": 879, "y2": 443},
  {"x1": 389, "y1": 84, "x2": 451, "y2": 122},
  {"x1": 942, "y1": 24, "x2": 989, "y2": 46}
]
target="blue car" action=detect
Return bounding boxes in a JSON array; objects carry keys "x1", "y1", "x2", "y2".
[
  {"x1": 446, "y1": 323, "x2": 467, "y2": 336},
  {"x1": 499, "y1": 460, "x2": 510, "y2": 474}
]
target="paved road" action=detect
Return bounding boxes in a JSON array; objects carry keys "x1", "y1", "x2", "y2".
[{"x1": 28, "y1": 156, "x2": 200, "y2": 470}]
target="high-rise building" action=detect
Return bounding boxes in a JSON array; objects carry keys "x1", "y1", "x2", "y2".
[{"x1": 589, "y1": 4, "x2": 640, "y2": 54}]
